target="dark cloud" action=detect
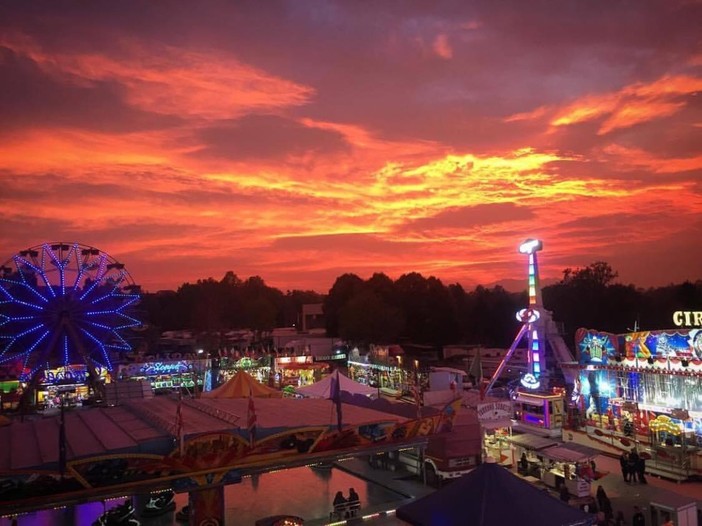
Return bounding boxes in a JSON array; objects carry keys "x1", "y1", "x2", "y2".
[
  {"x1": 271, "y1": 232, "x2": 402, "y2": 253},
  {"x1": 0, "y1": 47, "x2": 181, "y2": 134},
  {"x1": 399, "y1": 203, "x2": 534, "y2": 233},
  {"x1": 191, "y1": 115, "x2": 350, "y2": 160}
]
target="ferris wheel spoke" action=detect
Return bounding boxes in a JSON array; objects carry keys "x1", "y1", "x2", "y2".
[
  {"x1": 80, "y1": 327, "x2": 113, "y2": 370},
  {"x1": 19, "y1": 330, "x2": 52, "y2": 380},
  {"x1": 16, "y1": 254, "x2": 55, "y2": 298},
  {"x1": 0, "y1": 277, "x2": 49, "y2": 303},
  {"x1": 115, "y1": 313, "x2": 142, "y2": 328}
]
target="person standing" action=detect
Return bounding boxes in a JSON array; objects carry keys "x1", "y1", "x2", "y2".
[
  {"x1": 632, "y1": 505, "x2": 645, "y2": 526},
  {"x1": 596, "y1": 485, "x2": 608, "y2": 512},
  {"x1": 628, "y1": 450, "x2": 640, "y2": 484},
  {"x1": 636, "y1": 455, "x2": 647, "y2": 484},
  {"x1": 620, "y1": 452, "x2": 630, "y2": 482},
  {"x1": 347, "y1": 487, "x2": 360, "y2": 517},
  {"x1": 333, "y1": 490, "x2": 347, "y2": 517}
]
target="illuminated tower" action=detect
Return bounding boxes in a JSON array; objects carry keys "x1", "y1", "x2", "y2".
[
  {"x1": 520, "y1": 238, "x2": 546, "y2": 379},
  {"x1": 486, "y1": 239, "x2": 556, "y2": 393}
]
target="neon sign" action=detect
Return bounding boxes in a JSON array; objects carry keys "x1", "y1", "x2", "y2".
[
  {"x1": 140, "y1": 361, "x2": 192, "y2": 375},
  {"x1": 520, "y1": 373, "x2": 540, "y2": 390}
]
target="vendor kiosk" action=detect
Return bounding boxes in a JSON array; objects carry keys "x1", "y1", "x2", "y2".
[
  {"x1": 477, "y1": 399, "x2": 514, "y2": 466},
  {"x1": 649, "y1": 493, "x2": 698, "y2": 526},
  {"x1": 507, "y1": 433, "x2": 558, "y2": 478},
  {"x1": 539, "y1": 443, "x2": 600, "y2": 498}
]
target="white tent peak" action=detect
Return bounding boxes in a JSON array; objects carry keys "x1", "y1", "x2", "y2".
[{"x1": 295, "y1": 370, "x2": 377, "y2": 399}]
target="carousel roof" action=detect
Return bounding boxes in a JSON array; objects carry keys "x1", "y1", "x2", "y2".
[{"x1": 201, "y1": 370, "x2": 283, "y2": 399}]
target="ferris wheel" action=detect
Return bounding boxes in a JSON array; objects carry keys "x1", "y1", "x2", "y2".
[{"x1": 0, "y1": 242, "x2": 142, "y2": 381}]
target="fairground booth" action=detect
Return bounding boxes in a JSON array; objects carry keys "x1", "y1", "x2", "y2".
[
  {"x1": 216, "y1": 355, "x2": 271, "y2": 385},
  {"x1": 273, "y1": 355, "x2": 328, "y2": 388},
  {"x1": 347, "y1": 344, "x2": 430, "y2": 398},
  {"x1": 36, "y1": 364, "x2": 110, "y2": 408},
  {"x1": 562, "y1": 322, "x2": 702, "y2": 481},
  {"x1": 474, "y1": 395, "x2": 514, "y2": 466}
]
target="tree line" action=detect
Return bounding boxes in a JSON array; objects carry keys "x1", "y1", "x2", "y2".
[{"x1": 139, "y1": 263, "x2": 702, "y2": 351}]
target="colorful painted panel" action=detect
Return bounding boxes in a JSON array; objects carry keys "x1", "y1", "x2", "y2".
[
  {"x1": 575, "y1": 329, "x2": 618, "y2": 364},
  {"x1": 624, "y1": 329, "x2": 702, "y2": 359}
]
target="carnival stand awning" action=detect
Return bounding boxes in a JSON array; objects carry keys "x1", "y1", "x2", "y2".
[
  {"x1": 541, "y1": 443, "x2": 600, "y2": 463},
  {"x1": 506, "y1": 433, "x2": 558, "y2": 451}
]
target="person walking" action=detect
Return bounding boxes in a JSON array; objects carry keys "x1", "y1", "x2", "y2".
[
  {"x1": 619, "y1": 452, "x2": 630, "y2": 482},
  {"x1": 632, "y1": 505, "x2": 645, "y2": 526},
  {"x1": 614, "y1": 510, "x2": 625, "y2": 526}
]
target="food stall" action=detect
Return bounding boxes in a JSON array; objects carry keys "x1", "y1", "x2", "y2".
[
  {"x1": 507, "y1": 433, "x2": 558, "y2": 478},
  {"x1": 539, "y1": 443, "x2": 600, "y2": 497}
]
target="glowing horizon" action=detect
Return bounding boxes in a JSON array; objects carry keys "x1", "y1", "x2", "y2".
[{"x1": 0, "y1": 2, "x2": 700, "y2": 294}]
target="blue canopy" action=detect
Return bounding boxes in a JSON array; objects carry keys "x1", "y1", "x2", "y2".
[{"x1": 396, "y1": 462, "x2": 595, "y2": 526}]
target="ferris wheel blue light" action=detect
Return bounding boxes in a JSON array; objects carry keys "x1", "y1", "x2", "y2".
[{"x1": 0, "y1": 242, "x2": 142, "y2": 381}]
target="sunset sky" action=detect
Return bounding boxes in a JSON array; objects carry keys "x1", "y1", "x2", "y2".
[{"x1": 1, "y1": 1, "x2": 701, "y2": 294}]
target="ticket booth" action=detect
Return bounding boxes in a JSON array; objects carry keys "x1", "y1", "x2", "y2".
[{"x1": 650, "y1": 493, "x2": 698, "y2": 526}]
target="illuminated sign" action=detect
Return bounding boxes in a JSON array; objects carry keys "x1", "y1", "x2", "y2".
[
  {"x1": 141, "y1": 361, "x2": 192, "y2": 375},
  {"x1": 276, "y1": 356, "x2": 313, "y2": 365},
  {"x1": 520, "y1": 373, "x2": 540, "y2": 390},
  {"x1": 477, "y1": 401, "x2": 513, "y2": 422},
  {"x1": 118, "y1": 361, "x2": 194, "y2": 378},
  {"x1": 314, "y1": 354, "x2": 347, "y2": 362},
  {"x1": 42, "y1": 365, "x2": 108, "y2": 385},
  {"x1": 673, "y1": 311, "x2": 702, "y2": 327}
]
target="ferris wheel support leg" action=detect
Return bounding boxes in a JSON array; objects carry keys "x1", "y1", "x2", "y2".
[{"x1": 485, "y1": 324, "x2": 528, "y2": 395}]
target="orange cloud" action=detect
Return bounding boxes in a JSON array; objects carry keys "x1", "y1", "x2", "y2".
[
  {"x1": 1, "y1": 33, "x2": 314, "y2": 119},
  {"x1": 504, "y1": 106, "x2": 549, "y2": 123},
  {"x1": 550, "y1": 75, "x2": 702, "y2": 134}
]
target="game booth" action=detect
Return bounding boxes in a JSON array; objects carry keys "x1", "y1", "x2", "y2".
[
  {"x1": 562, "y1": 326, "x2": 702, "y2": 481},
  {"x1": 274, "y1": 355, "x2": 328, "y2": 388}
]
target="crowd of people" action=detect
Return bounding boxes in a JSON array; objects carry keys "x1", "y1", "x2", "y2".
[{"x1": 619, "y1": 451, "x2": 647, "y2": 484}]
